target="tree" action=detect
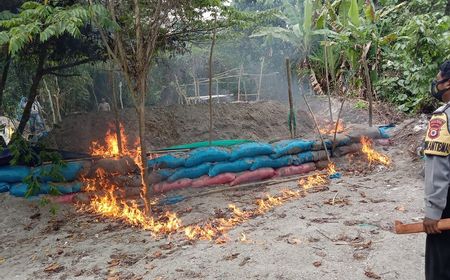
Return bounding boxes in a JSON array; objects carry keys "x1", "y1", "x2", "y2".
[
  {"x1": 0, "y1": 1, "x2": 104, "y2": 136},
  {"x1": 89, "y1": 0, "x2": 231, "y2": 214}
]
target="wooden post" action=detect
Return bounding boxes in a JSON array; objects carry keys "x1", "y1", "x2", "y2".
[
  {"x1": 285, "y1": 59, "x2": 295, "y2": 139},
  {"x1": 54, "y1": 77, "x2": 62, "y2": 122},
  {"x1": 324, "y1": 41, "x2": 333, "y2": 123},
  {"x1": 119, "y1": 80, "x2": 124, "y2": 109},
  {"x1": 257, "y1": 57, "x2": 265, "y2": 101},
  {"x1": 208, "y1": 16, "x2": 217, "y2": 145},
  {"x1": 362, "y1": 42, "x2": 373, "y2": 127},
  {"x1": 43, "y1": 79, "x2": 56, "y2": 125},
  {"x1": 237, "y1": 64, "x2": 243, "y2": 102}
]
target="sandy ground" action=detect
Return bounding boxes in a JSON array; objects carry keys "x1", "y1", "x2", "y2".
[{"x1": 0, "y1": 122, "x2": 430, "y2": 279}]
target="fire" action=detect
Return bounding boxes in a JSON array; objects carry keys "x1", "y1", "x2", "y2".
[
  {"x1": 319, "y1": 120, "x2": 345, "y2": 135},
  {"x1": 89, "y1": 122, "x2": 140, "y2": 161},
  {"x1": 360, "y1": 136, "x2": 391, "y2": 166},
  {"x1": 327, "y1": 162, "x2": 337, "y2": 175},
  {"x1": 86, "y1": 185, "x2": 181, "y2": 236}
]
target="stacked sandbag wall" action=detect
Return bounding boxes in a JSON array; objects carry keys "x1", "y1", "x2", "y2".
[{"x1": 148, "y1": 125, "x2": 391, "y2": 193}]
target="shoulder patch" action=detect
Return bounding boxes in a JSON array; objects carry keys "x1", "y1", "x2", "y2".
[{"x1": 424, "y1": 113, "x2": 450, "y2": 156}]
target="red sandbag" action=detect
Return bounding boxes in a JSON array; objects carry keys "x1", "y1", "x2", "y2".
[
  {"x1": 192, "y1": 173, "x2": 236, "y2": 188},
  {"x1": 375, "y1": 138, "x2": 393, "y2": 146},
  {"x1": 276, "y1": 163, "x2": 316, "y2": 177},
  {"x1": 153, "y1": 178, "x2": 192, "y2": 193},
  {"x1": 230, "y1": 168, "x2": 276, "y2": 186}
]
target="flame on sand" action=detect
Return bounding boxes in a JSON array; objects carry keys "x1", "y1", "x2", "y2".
[
  {"x1": 319, "y1": 120, "x2": 345, "y2": 135},
  {"x1": 360, "y1": 136, "x2": 391, "y2": 166}
]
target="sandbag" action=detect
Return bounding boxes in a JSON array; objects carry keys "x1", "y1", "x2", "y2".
[
  {"x1": 345, "y1": 124, "x2": 382, "y2": 142},
  {"x1": 34, "y1": 162, "x2": 84, "y2": 182},
  {"x1": 88, "y1": 156, "x2": 138, "y2": 178},
  {"x1": 271, "y1": 140, "x2": 314, "y2": 158},
  {"x1": 296, "y1": 151, "x2": 314, "y2": 164},
  {"x1": 333, "y1": 143, "x2": 362, "y2": 157},
  {"x1": 250, "y1": 155, "x2": 297, "y2": 170},
  {"x1": 148, "y1": 169, "x2": 175, "y2": 184},
  {"x1": 230, "y1": 168, "x2": 276, "y2": 186},
  {"x1": 208, "y1": 158, "x2": 253, "y2": 177},
  {"x1": 153, "y1": 178, "x2": 192, "y2": 193},
  {"x1": 9, "y1": 183, "x2": 30, "y2": 197},
  {"x1": 167, "y1": 163, "x2": 212, "y2": 182},
  {"x1": 230, "y1": 143, "x2": 274, "y2": 161},
  {"x1": 148, "y1": 153, "x2": 186, "y2": 169},
  {"x1": 276, "y1": 163, "x2": 316, "y2": 177},
  {"x1": 311, "y1": 150, "x2": 330, "y2": 162},
  {"x1": 40, "y1": 182, "x2": 84, "y2": 194},
  {"x1": 185, "y1": 147, "x2": 230, "y2": 167},
  {"x1": 315, "y1": 160, "x2": 329, "y2": 169},
  {"x1": 0, "y1": 182, "x2": 9, "y2": 193},
  {"x1": 192, "y1": 173, "x2": 236, "y2": 188},
  {"x1": 0, "y1": 166, "x2": 30, "y2": 183}
]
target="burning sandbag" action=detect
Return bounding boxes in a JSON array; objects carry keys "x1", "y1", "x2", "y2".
[
  {"x1": 148, "y1": 169, "x2": 175, "y2": 184},
  {"x1": 276, "y1": 163, "x2": 316, "y2": 177},
  {"x1": 230, "y1": 168, "x2": 276, "y2": 186},
  {"x1": 230, "y1": 142, "x2": 274, "y2": 161},
  {"x1": 110, "y1": 174, "x2": 142, "y2": 189},
  {"x1": 153, "y1": 178, "x2": 193, "y2": 193},
  {"x1": 345, "y1": 124, "x2": 382, "y2": 142},
  {"x1": 192, "y1": 173, "x2": 236, "y2": 188},
  {"x1": 88, "y1": 156, "x2": 138, "y2": 178},
  {"x1": 208, "y1": 158, "x2": 254, "y2": 177},
  {"x1": 333, "y1": 143, "x2": 363, "y2": 157},
  {"x1": 315, "y1": 160, "x2": 329, "y2": 169}
]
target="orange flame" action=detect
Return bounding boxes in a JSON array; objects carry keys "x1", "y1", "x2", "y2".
[
  {"x1": 360, "y1": 136, "x2": 391, "y2": 166},
  {"x1": 319, "y1": 120, "x2": 345, "y2": 135}
]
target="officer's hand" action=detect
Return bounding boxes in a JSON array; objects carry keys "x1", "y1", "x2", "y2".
[{"x1": 423, "y1": 217, "x2": 442, "y2": 234}]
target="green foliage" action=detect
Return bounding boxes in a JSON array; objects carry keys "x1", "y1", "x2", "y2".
[
  {"x1": 375, "y1": 0, "x2": 450, "y2": 112},
  {"x1": 0, "y1": 1, "x2": 97, "y2": 56}
]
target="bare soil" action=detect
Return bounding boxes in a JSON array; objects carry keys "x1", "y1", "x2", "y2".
[{"x1": 1, "y1": 99, "x2": 426, "y2": 280}]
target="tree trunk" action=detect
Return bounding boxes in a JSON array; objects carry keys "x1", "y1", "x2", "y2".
[
  {"x1": 446, "y1": 0, "x2": 450, "y2": 15},
  {"x1": 16, "y1": 50, "x2": 46, "y2": 136},
  {"x1": 0, "y1": 54, "x2": 11, "y2": 113},
  {"x1": 208, "y1": 25, "x2": 217, "y2": 145},
  {"x1": 109, "y1": 69, "x2": 123, "y2": 155},
  {"x1": 43, "y1": 79, "x2": 57, "y2": 125},
  {"x1": 136, "y1": 82, "x2": 150, "y2": 215}
]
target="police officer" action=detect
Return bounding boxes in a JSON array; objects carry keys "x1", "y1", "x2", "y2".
[{"x1": 423, "y1": 60, "x2": 450, "y2": 280}]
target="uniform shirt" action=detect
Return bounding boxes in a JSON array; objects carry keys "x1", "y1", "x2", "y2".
[{"x1": 425, "y1": 103, "x2": 450, "y2": 220}]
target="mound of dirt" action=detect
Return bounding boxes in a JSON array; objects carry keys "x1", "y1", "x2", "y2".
[{"x1": 46, "y1": 99, "x2": 398, "y2": 153}]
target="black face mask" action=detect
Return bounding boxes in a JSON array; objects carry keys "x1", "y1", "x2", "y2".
[{"x1": 431, "y1": 78, "x2": 450, "y2": 102}]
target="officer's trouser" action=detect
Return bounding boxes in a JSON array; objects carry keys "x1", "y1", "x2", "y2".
[{"x1": 426, "y1": 190, "x2": 450, "y2": 280}]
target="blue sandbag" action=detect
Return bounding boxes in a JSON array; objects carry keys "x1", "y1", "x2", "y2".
[
  {"x1": 250, "y1": 155, "x2": 298, "y2": 171},
  {"x1": 296, "y1": 151, "x2": 315, "y2": 164},
  {"x1": 38, "y1": 182, "x2": 84, "y2": 195},
  {"x1": 148, "y1": 169, "x2": 175, "y2": 184},
  {"x1": 0, "y1": 166, "x2": 31, "y2": 183},
  {"x1": 9, "y1": 183, "x2": 31, "y2": 197},
  {"x1": 230, "y1": 143, "x2": 274, "y2": 161},
  {"x1": 167, "y1": 163, "x2": 212, "y2": 182},
  {"x1": 209, "y1": 158, "x2": 254, "y2": 177},
  {"x1": 271, "y1": 140, "x2": 314, "y2": 158},
  {"x1": 0, "y1": 182, "x2": 9, "y2": 193},
  {"x1": 185, "y1": 147, "x2": 230, "y2": 167},
  {"x1": 33, "y1": 162, "x2": 83, "y2": 182},
  {"x1": 378, "y1": 124, "x2": 394, "y2": 139},
  {"x1": 148, "y1": 154, "x2": 186, "y2": 169}
]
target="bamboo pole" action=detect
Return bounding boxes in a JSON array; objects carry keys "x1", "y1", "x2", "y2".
[
  {"x1": 237, "y1": 64, "x2": 243, "y2": 101},
  {"x1": 208, "y1": 16, "x2": 217, "y2": 145},
  {"x1": 324, "y1": 27, "x2": 333, "y2": 123},
  {"x1": 257, "y1": 57, "x2": 265, "y2": 101},
  {"x1": 362, "y1": 42, "x2": 373, "y2": 127},
  {"x1": 332, "y1": 98, "x2": 345, "y2": 153},
  {"x1": 43, "y1": 79, "x2": 56, "y2": 125},
  {"x1": 285, "y1": 59, "x2": 295, "y2": 139},
  {"x1": 119, "y1": 80, "x2": 124, "y2": 109},
  {"x1": 302, "y1": 94, "x2": 331, "y2": 163}
]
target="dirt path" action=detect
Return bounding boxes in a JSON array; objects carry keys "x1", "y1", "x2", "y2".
[{"x1": 0, "y1": 131, "x2": 428, "y2": 279}]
